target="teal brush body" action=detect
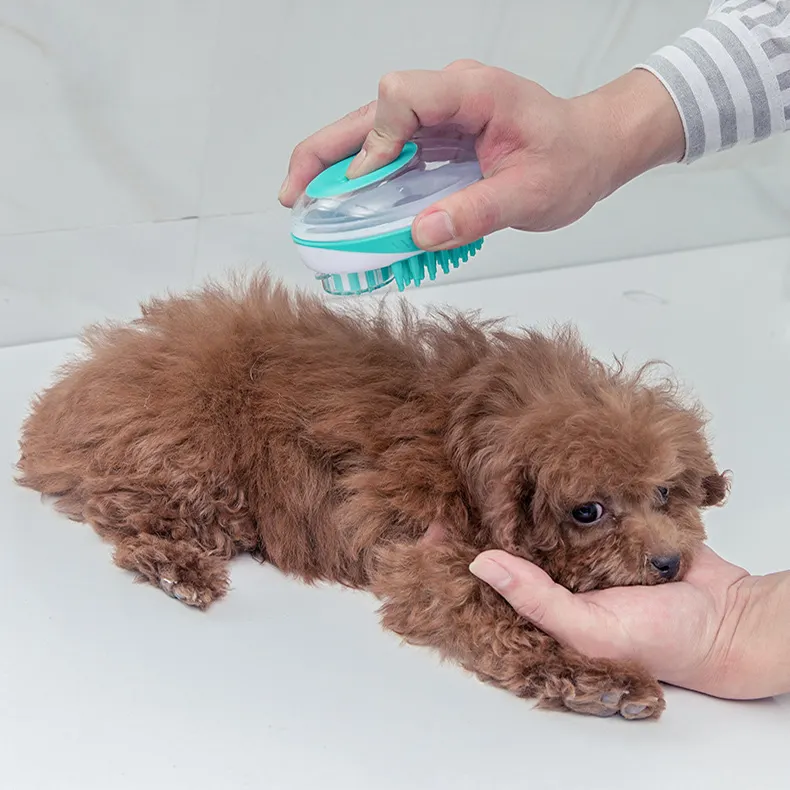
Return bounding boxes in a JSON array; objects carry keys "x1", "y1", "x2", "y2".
[{"x1": 290, "y1": 136, "x2": 487, "y2": 296}]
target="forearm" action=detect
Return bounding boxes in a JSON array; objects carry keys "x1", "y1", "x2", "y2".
[
  {"x1": 573, "y1": 69, "x2": 686, "y2": 199},
  {"x1": 570, "y1": 0, "x2": 790, "y2": 205},
  {"x1": 715, "y1": 570, "x2": 790, "y2": 700}
]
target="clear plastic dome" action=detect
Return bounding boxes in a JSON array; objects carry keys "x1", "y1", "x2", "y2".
[{"x1": 291, "y1": 134, "x2": 483, "y2": 243}]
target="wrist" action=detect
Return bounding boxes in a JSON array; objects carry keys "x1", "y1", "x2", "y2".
[{"x1": 572, "y1": 69, "x2": 686, "y2": 201}]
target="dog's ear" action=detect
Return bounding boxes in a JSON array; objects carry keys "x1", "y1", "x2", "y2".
[
  {"x1": 447, "y1": 402, "x2": 543, "y2": 555},
  {"x1": 447, "y1": 369, "x2": 555, "y2": 556},
  {"x1": 702, "y1": 470, "x2": 730, "y2": 507},
  {"x1": 483, "y1": 463, "x2": 535, "y2": 554},
  {"x1": 473, "y1": 460, "x2": 561, "y2": 556}
]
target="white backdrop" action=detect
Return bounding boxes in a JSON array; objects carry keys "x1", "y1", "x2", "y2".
[{"x1": 2, "y1": 0, "x2": 790, "y2": 346}]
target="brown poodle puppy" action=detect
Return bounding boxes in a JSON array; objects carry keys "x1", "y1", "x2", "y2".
[{"x1": 16, "y1": 273, "x2": 728, "y2": 720}]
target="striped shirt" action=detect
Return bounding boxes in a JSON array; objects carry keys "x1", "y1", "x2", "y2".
[{"x1": 637, "y1": 0, "x2": 790, "y2": 162}]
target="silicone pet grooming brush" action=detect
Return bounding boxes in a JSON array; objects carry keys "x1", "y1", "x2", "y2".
[{"x1": 290, "y1": 135, "x2": 486, "y2": 296}]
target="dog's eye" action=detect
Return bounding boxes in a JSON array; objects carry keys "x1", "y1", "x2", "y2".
[
  {"x1": 656, "y1": 486, "x2": 670, "y2": 506},
  {"x1": 570, "y1": 502, "x2": 604, "y2": 525}
]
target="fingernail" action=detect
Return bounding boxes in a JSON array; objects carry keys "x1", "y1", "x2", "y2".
[
  {"x1": 278, "y1": 175, "x2": 289, "y2": 200},
  {"x1": 414, "y1": 210, "x2": 455, "y2": 248},
  {"x1": 346, "y1": 148, "x2": 367, "y2": 178},
  {"x1": 469, "y1": 557, "x2": 512, "y2": 590}
]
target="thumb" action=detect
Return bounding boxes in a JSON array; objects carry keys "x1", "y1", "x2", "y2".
[
  {"x1": 412, "y1": 170, "x2": 527, "y2": 250},
  {"x1": 469, "y1": 550, "x2": 594, "y2": 645}
]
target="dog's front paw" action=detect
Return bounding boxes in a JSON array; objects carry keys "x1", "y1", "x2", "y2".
[
  {"x1": 539, "y1": 661, "x2": 665, "y2": 721},
  {"x1": 561, "y1": 684, "x2": 664, "y2": 720}
]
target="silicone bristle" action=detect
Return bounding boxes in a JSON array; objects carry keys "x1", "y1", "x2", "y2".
[
  {"x1": 389, "y1": 237, "x2": 485, "y2": 292},
  {"x1": 426, "y1": 254, "x2": 438, "y2": 281},
  {"x1": 393, "y1": 263, "x2": 408, "y2": 291},
  {"x1": 408, "y1": 255, "x2": 423, "y2": 286}
]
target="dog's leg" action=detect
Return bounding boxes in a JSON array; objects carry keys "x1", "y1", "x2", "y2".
[
  {"x1": 44, "y1": 482, "x2": 258, "y2": 608},
  {"x1": 113, "y1": 533, "x2": 229, "y2": 609},
  {"x1": 372, "y1": 542, "x2": 665, "y2": 720}
]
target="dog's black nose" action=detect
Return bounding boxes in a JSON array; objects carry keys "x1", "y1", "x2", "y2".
[{"x1": 650, "y1": 554, "x2": 681, "y2": 580}]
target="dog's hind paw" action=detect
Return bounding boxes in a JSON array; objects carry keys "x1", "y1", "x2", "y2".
[
  {"x1": 159, "y1": 577, "x2": 216, "y2": 609},
  {"x1": 114, "y1": 534, "x2": 229, "y2": 610}
]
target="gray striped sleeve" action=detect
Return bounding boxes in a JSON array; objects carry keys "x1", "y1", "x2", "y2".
[{"x1": 636, "y1": 1, "x2": 790, "y2": 163}]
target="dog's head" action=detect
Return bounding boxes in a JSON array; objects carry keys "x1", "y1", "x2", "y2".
[{"x1": 448, "y1": 329, "x2": 728, "y2": 592}]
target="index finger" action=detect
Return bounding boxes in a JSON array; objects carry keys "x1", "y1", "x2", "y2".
[
  {"x1": 346, "y1": 67, "x2": 492, "y2": 178},
  {"x1": 278, "y1": 101, "x2": 377, "y2": 207}
]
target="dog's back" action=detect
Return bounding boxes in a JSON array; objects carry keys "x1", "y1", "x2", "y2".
[{"x1": 16, "y1": 273, "x2": 476, "y2": 589}]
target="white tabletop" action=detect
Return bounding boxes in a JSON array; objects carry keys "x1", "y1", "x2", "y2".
[{"x1": 3, "y1": 239, "x2": 790, "y2": 789}]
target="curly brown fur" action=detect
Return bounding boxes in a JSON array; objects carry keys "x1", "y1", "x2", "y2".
[{"x1": 16, "y1": 272, "x2": 728, "y2": 720}]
